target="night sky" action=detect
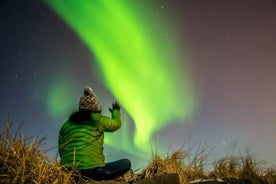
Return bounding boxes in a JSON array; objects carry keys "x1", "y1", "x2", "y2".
[{"x1": 1, "y1": 0, "x2": 276, "y2": 169}]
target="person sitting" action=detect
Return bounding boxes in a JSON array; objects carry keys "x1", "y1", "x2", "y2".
[{"x1": 58, "y1": 86, "x2": 131, "y2": 180}]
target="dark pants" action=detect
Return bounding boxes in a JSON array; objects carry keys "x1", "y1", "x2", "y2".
[{"x1": 79, "y1": 159, "x2": 131, "y2": 181}]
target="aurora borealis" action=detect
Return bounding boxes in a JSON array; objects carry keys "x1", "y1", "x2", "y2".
[
  {"x1": 1, "y1": 0, "x2": 276, "y2": 169},
  {"x1": 44, "y1": 0, "x2": 194, "y2": 153}
]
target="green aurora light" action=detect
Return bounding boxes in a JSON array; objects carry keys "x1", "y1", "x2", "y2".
[{"x1": 45, "y1": 0, "x2": 194, "y2": 154}]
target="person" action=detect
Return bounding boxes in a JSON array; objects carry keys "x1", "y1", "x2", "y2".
[{"x1": 58, "y1": 86, "x2": 131, "y2": 181}]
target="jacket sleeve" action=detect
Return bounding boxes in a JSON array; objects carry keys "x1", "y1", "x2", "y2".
[{"x1": 91, "y1": 110, "x2": 122, "y2": 132}]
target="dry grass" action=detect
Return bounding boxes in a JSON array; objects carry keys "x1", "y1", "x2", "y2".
[
  {"x1": 141, "y1": 143, "x2": 276, "y2": 184},
  {"x1": 141, "y1": 143, "x2": 209, "y2": 184},
  {"x1": 212, "y1": 152, "x2": 276, "y2": 184},
  {"x1": 1, "y1": 116, "x2": 276, "y2": 184},
  {"x1": 0, "y1": 116, "x2": 80, "y2": 184},
  {"x1": 142, "y1": 149, "x2": 189, "y2": 183}
]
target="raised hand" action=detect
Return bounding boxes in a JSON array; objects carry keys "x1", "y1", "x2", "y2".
[{"x1": 109, "y1": 102, "x2": 120, "y2": 112}]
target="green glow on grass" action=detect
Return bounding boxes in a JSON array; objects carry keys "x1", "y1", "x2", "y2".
[{"x1": 45, "y1": 0, "x2": 194, "y2": 153}]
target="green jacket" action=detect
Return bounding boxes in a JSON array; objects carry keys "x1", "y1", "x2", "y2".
[{"x1": 58, "y1": 110, "x2": 121, "y2": 169}]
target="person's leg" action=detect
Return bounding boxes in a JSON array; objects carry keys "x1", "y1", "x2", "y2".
[
  {"x1": 79, "y1": 159, "x2": 131, "y2": 181},
  {"x1": 103, "y1": 159, "x2": 131, "y2": 180},
  {"x1": 79, "y1": 167, "x2": 106, "y2": 181}
]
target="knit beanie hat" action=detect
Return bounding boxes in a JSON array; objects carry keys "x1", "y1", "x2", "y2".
[{"x1": 79, "y1": 86, "x2": 100, "y2": 112}]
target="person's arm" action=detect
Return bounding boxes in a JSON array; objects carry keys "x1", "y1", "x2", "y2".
[{"x1": 91, "y1": 109, "x2": 122, "y2": 132}]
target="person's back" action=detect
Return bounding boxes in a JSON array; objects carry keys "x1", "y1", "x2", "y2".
[{"x1": 58, "y1": 87, "x2": 131, "y2": 180}]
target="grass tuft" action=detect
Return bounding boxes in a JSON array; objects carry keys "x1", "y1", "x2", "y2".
[
  {"x1": 141, "y1": 146, "x2": 209, "y2": 184},
  {"x1": 142, "y1": 143, "x2": 276, "y2": 184},
  {"x1": 0, "y1": 116, "x2": 80, "y2": 184}
]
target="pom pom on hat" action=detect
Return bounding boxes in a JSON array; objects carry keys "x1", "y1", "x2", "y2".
[{"x1": 79, "y1": 86, "x2": 100, "y2": 111}]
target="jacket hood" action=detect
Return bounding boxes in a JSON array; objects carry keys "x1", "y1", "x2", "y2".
[{"x1": 69, "y1": 111, "x2": 100, "y2": 123}]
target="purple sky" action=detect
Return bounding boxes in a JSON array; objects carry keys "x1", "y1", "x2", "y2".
[{"x1": 167, "y1": 0, "x2": 276, "y2": 164}]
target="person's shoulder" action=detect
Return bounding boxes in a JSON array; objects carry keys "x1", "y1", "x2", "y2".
[
  {"x1": 59, "y1": 119, "x2": 71, "y2": 133},
  {"x1": 90, "y1": 111, "x2": 102, "y2": 121}
]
